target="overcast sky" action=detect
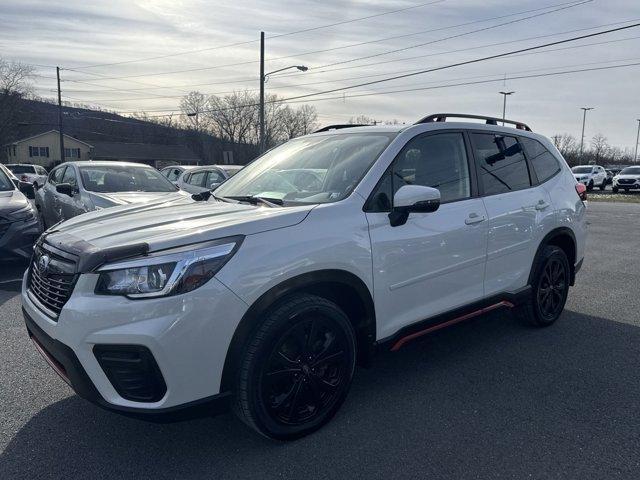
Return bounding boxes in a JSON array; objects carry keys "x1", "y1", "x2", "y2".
[{"x1": 1, "y1": 0, "x2": 639, "y2": 149}]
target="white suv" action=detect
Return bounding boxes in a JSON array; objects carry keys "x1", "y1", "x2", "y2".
[
  {"x1": 571, "y1": 164, "x2": 607, "y2": 191},
  {"x1": 6, "y1": 164, "x2": 48, "y2": 189},
  {"x1": 22, "y1": 114, "x2": 587, "y2": 439}
]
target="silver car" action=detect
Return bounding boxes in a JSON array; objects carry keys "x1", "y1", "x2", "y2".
[
  {"x1": 35, "y1": 161, "x2": 190, "y2": 228},
  {"x1": 176, "y1": 166, "x2": 230, "y2": 194}
]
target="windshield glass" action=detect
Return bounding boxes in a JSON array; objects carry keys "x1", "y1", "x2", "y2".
[
  {"x1": 572, "y1": 166, "x2": 593, "y2": 174},
  {"x1": 79, "y1": 165, "x2": 177, "y2": 193},
  {"x1": 214, "y1": 133, "x2": 395, "y2": 205},
  {"x1": 620, "y1": 167, "x2": 640, "y2": 175},
  {"x1": 0, "y1": 168, "x2": 15, "y2": 191},
  {"x1": 7, "y1": 165, "x2": 35, "y2": 174}
]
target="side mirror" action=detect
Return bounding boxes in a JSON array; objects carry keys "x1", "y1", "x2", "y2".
[
  {"x1": 389, "y1": 185, "x2": 441, "y2": 227},
  {"x1": 17, "y1": 180, "x2": 35, "y2": 199},
  {"x1": 192, "y1": 191, "x2": 212, "y2": 202},
  {"x1": 56, "y1": 183, "x2": 76, "y2": 197}
]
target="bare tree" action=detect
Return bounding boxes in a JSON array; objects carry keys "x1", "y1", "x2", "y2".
[
  {"x1": 205, "y1": 91, "x2": 257, "y2": 145},
  {"x1": 279, "y1": 104, "x2": 318, "y2": 140},
  {"x1": 0, "y1": 57, "x2": 36, "y2": 158},
  {"x1": 591, "y1": 133, "x2": 609, "y2": 163},
  {"x1": 179, "y1": 91, "x2": 208, "y2": 131}
]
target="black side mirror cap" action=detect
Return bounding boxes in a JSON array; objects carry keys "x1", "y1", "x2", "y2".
[
  {"x1": 56, "y1": 183, "x2": 75, "y2": 197},
  {"x1": 192, "y1": 191, "x2": 212, "y2": 202}
]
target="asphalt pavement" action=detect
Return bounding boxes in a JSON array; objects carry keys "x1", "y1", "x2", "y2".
[{"x1": 1, "y1": 201, "x2": 639, "y2": 479}]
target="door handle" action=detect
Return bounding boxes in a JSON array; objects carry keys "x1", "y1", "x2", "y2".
[
  {"x1": 535, "y1": 200, "x2": 550, "y2": 211},
  {"x1": 465, "y1": 212, "x2": 486, "y2": 225}
]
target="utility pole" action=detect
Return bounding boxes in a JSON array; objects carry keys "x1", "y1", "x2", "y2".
[
  {"x1": 259, "y1": 31, "x2": 265, "y2": 154},
  {"x1": 634, "y1": 118, "x2": 640, "y2": 163},
  {"x1": 499, "y1": 91, "x2": 514, "y2": 125},
  {"x1": 56, "y1": 66, "x2": 66, "y2": 164},
  {"x1": 579, "y1": 107, "x2": 594, "y2": 158}
]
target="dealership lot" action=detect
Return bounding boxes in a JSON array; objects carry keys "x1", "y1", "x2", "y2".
[{"x1": 1, "y1": 202, "x2": 639, "y2": 479}]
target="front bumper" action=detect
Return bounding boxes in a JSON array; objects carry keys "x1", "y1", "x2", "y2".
[
  {"x1": 22, "y1": 270, "x2": 248, "y2": 420},
  {"x1": 614, "y1": 182, "x2": 640, "y2": 190},
  {"x1": 0, "y1": 217, "x2": 40, "y2": 259}
]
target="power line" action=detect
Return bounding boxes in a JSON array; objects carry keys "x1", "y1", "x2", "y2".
[
  {"x1": 136, "y1": 21, "x2": 640, "y2": 117},
  {"x1": 62, "y1": 0, "x2": 590, "y2": 82},
  {"x1": 69, "y1": 0, "x2": 447, "y2": 70}
]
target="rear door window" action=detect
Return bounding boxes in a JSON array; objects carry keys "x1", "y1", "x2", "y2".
[
  {"x1": 49, "y1": 166, "x2": 66, "y2": 185},
  {"x1": 187, "y1": 171, "x2": 207, "y2": 187},
  {"x1": 61, "y1": 166, "x2": 78, "y2": 187},
  {"x1": 520, "y1": 137, "x2": 561, "y2": 184},
  {"x1": 471, "y1": 133, "x2": 531, "y2": 196}
]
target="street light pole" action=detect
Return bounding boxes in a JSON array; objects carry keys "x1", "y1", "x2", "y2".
[
  {"x1": 56, "y1": 66, "x2": 66, "y2": 164},
  {"x1": 258, "y1": 36, "x2": 308, "y2": 154},
  {"x1": 579, "y1": 107, "x2": 594, "y2": 158},
  {"x1": 259, "y1": 32, "x2": 265, "y2": 154},
  {"x1": 634, "y1": 119, "x2": 640, "y2": 163},
  {"x1": 499, "y1": 91, "x2": 514, "y2": 124}
]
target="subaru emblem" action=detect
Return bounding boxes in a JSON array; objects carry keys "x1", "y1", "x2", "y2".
[{"x1": 38, "y1": 255, "x2": 51, "y2": 274}]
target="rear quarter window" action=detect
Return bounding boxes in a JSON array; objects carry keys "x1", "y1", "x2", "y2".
[{"x1": 520, "y1": 137, "x2": 561, "y2": 184}]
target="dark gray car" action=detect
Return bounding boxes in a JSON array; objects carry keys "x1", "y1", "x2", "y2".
[
  {"x1": 35, "y1": 161, "x2": 191, "y2": 228},
  {"x1": 0, "y1": 164, "x2": 41, "y2": 260}
]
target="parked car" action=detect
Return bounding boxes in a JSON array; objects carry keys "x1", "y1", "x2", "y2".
[
  {"x1": 176, "y1": 166, "x2": 230, "y2": 194},
  {"x1": 160, "y1": 165, "x2": 198, "y2": 186},
  {"x1": 0, "y1": 164, "x2": 40, "y2": 259},
  {"x1": 571, "y1": 165, "x2": 607, "y2": 191},
  {"x1": 22, "y1": 114, "x2": 587, "y2": 440},
  {"x1": 6, "y1": 164, "x2": 48, "y2": 189},
  {"x1": 35, "y1": 161, "x2": 191, "y2": 228},
  {"x1": 605, "y1": 169, "x2": 614, "y2": 185},
  {"x1": 612, "y1": 166, "x2": 640, "y2": 192},
  {"x1": 217, "y1": 164, "x2": 244, "y2": 177}
]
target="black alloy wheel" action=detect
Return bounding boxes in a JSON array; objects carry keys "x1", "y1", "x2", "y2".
[
  {"x1": 234, "y1": 294, "x2": 356, "y2": 440},
  {"x1": 536, "y1": 256, "x2": 568, "y2": 322}
]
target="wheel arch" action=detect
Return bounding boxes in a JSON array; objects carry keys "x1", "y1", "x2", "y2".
[
  {"x1": 220, "y1": 269, "x2": 376, "y2": 393},
  {"x1": 529, "y1": 227, "x2": 577, "y2": 286}
]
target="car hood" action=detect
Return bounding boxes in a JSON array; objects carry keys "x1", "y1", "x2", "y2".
[
  {"x1": 616, "y1": 174, "x2": 640, "y2": 180},
  {"x1": 89, "y1": 190, "x2": 189, "y2": 207},
  {"x1": 0, "y1": 189, "x2": 28, "y2": 214},
  {"x1": 43, "y1": 198, "x2": 315, "y2": 258}
]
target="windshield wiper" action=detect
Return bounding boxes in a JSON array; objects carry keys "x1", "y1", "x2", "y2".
[{"x1": 223, "y1": 195, "x2": 284, "y2": 207}]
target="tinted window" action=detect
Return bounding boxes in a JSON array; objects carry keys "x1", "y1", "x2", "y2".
[
  {"x1": 520, "y1": 137, "x2": 560, "y2": 183},
  {"x1": 572, "y1": 166, "x2": 593, "y2": 174},
  {"x1": 367, "y1": 132, "x2": 471, "y2": 211},
  {"x1": 167, "y1": 168, "x2": 181, "y2": 181},
  {"x1": 472, "y1": 134, "x2": 531, "y2": 195},
  {"x1": 62, "y1": 166, "x2": 78, "y2": 187},
  {"x1": 205, "y1": 170, "x2": 225, "y2": 188},
  {"x1": 49, "y1": 167, "x2": 66, "y2": 185},
  {"x1": 79, "y1": 165, "x2": 176, "y2": 192},
  {"x1": 620, "y1": 167, "x2": 640, "y2": 175},
  {"x1": 7, "y1": 165, "x2": 36, "y2": 174}
]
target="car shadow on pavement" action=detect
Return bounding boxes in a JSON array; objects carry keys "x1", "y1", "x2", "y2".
[
  {"x1": 2, "y1": 310, "x2": 640, "y2": 479},
  {"x1": 0, "y1": 260, "x2": 28, "y2": 308}
]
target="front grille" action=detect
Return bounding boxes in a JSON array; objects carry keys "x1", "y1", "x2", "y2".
[
  {"x1": 618, "y1": 178, "x2": 636, "y2": 185},
  {"x1": 28, "y1": 243, "x2": 78, "y2": 319}
]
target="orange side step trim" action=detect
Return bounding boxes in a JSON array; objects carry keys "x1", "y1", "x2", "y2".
[{"x1": 390, "y1": 301, "x2": 514, "y2": 352}]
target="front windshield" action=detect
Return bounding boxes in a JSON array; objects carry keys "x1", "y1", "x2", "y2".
[
  {"x1": 620, "y1": 167, "x2": 640, "y2": 175},
  {"x1": 0, "y1": 168, "x2": 15, "y2": 191},
  {"x1": 79, "y1": 165, "x2": 177, "y2": 193},
  {"x1": 572, "y1": 166, "x2": 593, "y2": 174},
  {"x1": 214, "y1": 133, "x2": 396, "y2": 205}
]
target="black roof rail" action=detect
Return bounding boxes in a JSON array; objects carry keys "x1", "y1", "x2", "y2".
[
  {"x1": 313, "y1": 124, "x2": 370, "y2": 133},
  {"x1": 415, "y1": 113, "x2": 532, "y2": 132}
]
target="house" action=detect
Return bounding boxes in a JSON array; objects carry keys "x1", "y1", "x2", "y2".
[
  {"x1": 3, "y1": 130, "x2": 92, "y2": 168},
  {"x1": 90, "y1": 142, "x2": 200, "y2": 169}
]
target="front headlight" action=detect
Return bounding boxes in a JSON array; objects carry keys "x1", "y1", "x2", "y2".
[
  {"x1": 7, "y1": 204, "x2": 35, "y2": 222},
  {"x1": 95, "y1": 236, "x2": 243, "y2": 298}
]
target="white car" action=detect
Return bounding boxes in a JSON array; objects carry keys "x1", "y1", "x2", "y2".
[
  {"x1": 6, "y1": 164, "x2": 48, "y2": 189},
  {"x1": 22, "y1": 114, "x2": 587, "y2": 440},
  {"x1": 160, "y1": 165, "x2": 198, "y2": 186},
  {"x1": 571, "y1": 165, "x2": 607, "y2": 191},
  {"x1": 176, "y1": 166, "x2": 229, "y2": 194},
  {"x1": 612, "y1": 166, "x2": 640, "y2": 193}
]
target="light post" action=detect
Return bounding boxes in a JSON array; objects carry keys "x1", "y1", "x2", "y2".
[
  {"x1": 259, "y1": 32, "x2": 307, "y2": 153},
  {"x1": 579, "y1": 107, "x2": 594, "y2": 158},
  {"x1": 634, "y1": 119, "x2": 640, "y2": 163},
  {"x1": 499, "y1": 91, "x2": 514, "y2": 124}
]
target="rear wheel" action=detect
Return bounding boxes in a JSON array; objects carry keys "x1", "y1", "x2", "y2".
[
  {"x1": 516, "y1": 246, "x2": 570, "y2": 327},
  {"x1": 599, "y1": 179, "x2": 606, "y2": 190},
  {"x1": 234, "y1": 294, "x2": 356, "y2": 440},
  {"x1": 612, "y1": 186, "x2": 619, "y2": 193}
]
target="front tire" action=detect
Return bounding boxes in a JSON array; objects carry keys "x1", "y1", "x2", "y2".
[
  {"x1": 599, "y1": 179, "x2": 606, "y2": 190},
  {"x1": 234, "y1": 294, "x2": 357, "y2": 440},
  {"x1": 612, "y1": 186, "x2": 619, "y2": 193},
  {"x1": 587, "y1": 180, "x2": 594, "y2": 191},
  {"x1": 516, "y1": 246, "x2": 570, "y2": 327}
]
